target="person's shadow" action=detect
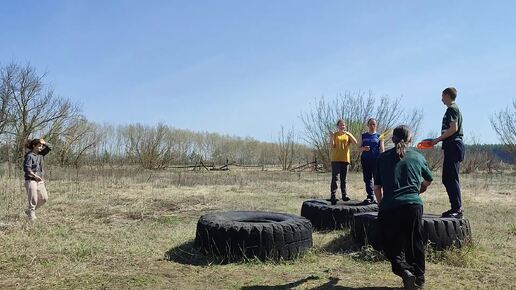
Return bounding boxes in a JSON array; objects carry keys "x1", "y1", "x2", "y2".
[{"x1": 241, "y1": 276, "x2": 401, "y2": 290}]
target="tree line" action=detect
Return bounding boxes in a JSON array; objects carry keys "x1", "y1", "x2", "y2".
[
  {"x1": 1, "y1": 62, "x2": 514, "y2": 172},
  {"x1": 0, "y1": 63, "x2": 314, "y2": 170}
]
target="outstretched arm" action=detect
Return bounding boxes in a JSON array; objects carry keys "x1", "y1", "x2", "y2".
[{"x1": 432, "y1": 121, "x2": 458, "y2": 145}]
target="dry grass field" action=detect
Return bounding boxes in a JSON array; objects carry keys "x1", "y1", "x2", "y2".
[{"x1": 0, "y1": 166, "x2": 515, "y2": 289}]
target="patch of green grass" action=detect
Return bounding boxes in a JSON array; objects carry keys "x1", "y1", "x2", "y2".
[
  {"x1": 426, "y1": 242, "x2": 480, "y2": 268},
  {"x1": 155, "y1": 215, "x2": 184, "y2": 225},
  {"x1": 509, "y1": 224, "x2": 516, "y2": 236}
]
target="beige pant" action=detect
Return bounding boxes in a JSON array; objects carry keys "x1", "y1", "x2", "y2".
[{"x1": 25, "y1": 180, "x2": 48, "y2": 213}]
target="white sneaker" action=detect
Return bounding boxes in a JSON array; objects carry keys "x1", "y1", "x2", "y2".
[{"x1": 25, "y1": 209, "x2": 37, "y2": 221}]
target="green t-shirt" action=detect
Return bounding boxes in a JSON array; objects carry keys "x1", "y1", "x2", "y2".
[
  {"x1": 374, "y1": 148, "x2": 433, "y2": 211},
  {"x1": 441, "y1": 103, "x2": 463, "y2": 141}
]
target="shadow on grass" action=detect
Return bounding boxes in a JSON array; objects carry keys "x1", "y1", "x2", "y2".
[
  {"x1": 165, "y1": 240, "x2": 263, "y2": 266},
  {"x1": 165, "y1": 240, "x2": 226, "y2": 266},
  {"x1": 242, "y1": 277, "x2": 400, "y2": 290},
  {"x1": 320, "y1": 232, "x2": 386, "y2": 262},
  {"x1": 320, "y1": 232, "x2": 359, "y2": 254},
  {"x1": 241, "y1": 275, "x2": 320, "y2": 290}
]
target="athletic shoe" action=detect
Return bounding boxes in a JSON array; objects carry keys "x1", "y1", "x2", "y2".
[
  {"x1": 330, "y1": 193, "x2": 337, "y2": 205},
  {"x1": 415, "y1": 280, "x2": 425, "y2": 289},
  {"x1": 401, "y1": 269, "x2": 416, "y2": 290},
  {"x1": 362, "y1": 198, "x2": 376, "y2": 205},
  {"x1": 441, "y1": 209, "x2": 464, "y2": 219},
  {"x1": 341, "y1": 195, "x2": 350, "y2": 202},
  {"x1": 25, "y1": 209, "x2": 36, "y2": 221}
]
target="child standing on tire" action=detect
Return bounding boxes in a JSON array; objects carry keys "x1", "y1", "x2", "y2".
[
  {"x1": 358, "y1": 118, "x2": 384, "y2": 204},
  {"x1": 23, "y1": 138, "x2": 50, "y2": 221},
  {"x1": 374, "y1": 125, "x2": 433, "y2": 289},
  {"x1": 431, "y1": 87, "x2": 465, "y2": 218},
  {"x1": 329, "y1": 119, "x2": 357, "y2": 205}
]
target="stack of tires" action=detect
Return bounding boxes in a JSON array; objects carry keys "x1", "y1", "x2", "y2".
[
  {"x1": 300, "y1": 199, "x2": 378, "y2": 230},
  {"x1": 351, "y1": 212, "x2": 472, "y2": 250},
  {"x1": 299, "y1": 197, "x2": 472, "y2": 251}
]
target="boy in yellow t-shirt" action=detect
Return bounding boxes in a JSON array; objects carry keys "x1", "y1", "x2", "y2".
[{"x1": 329, "y1": 119, "x2": 357, "y2": 205}]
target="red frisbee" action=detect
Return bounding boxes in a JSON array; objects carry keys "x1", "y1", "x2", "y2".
[{"x1": 416, "y1": 138, "x2": 434, "y2": 149}]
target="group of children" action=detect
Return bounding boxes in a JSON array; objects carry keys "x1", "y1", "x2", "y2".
[
  {"x1": 329, "y1": 117, "x2": 384, "y2": 205},
  {"x1": 329, "y1": 87, "x2": 464, "y2": 289},
  {"x1": 22, "y1": 87, "x2": 464, "y2": 289}
]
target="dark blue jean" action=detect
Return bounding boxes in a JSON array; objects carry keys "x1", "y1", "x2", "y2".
[
  {"x1": 361, "y1": 157, "x2": 376, "y2": 199},
  {"x1": 442, "y1": 140, "x2": 465, "y2": 211}
]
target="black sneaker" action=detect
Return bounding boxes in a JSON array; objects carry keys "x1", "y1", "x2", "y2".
[
  {"x1": 400, "y1": 269, "x2": 416, "y2": 290},
  {"x1": 341, "y1": 195, "x2": 350, "y2": 202},
  {"x1": 442, "y1": 209, "x2": 464, "y2": 219},
  {"x1": 330, "y1": 193, "x2": 337, "y2": 205},
  {"x1": 362, "y1": 198, "x2": 376, "y2": 205},
  {"x1": 415, "y1": 279, "x2": 425, "y2": 289}
]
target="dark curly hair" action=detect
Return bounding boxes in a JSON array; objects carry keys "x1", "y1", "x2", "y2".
[{"x1": 25, "y1": 138, "x2": 45, "y2": 150}]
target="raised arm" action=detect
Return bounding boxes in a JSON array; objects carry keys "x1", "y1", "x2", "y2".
[{"x1": 345, "y1": 131, "x2": 358, "y2": 145}]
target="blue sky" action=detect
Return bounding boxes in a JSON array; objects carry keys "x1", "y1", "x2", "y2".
[{"x1": 1, "y1": 1, "x2": 515, "y2": 144}]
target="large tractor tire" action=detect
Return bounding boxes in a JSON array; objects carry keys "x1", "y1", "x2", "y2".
[
  {"x1": 351, "y1": 212, "x2": 472, "y2": 250},
  {"x1": 301, "y1": 199, "x2": 378, "y2": 230},
  {"x1": 195, "y1": 211, "x2": 313, "y2": 260}
]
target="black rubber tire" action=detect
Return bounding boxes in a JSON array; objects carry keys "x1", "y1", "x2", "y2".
[
  {"x1": 351, "y1": 212, "x2": 473, "y2": 251},
  {"x1": 301, "y1": 199, "x2": 378, "y2": 230},
  {"x1": 194, "y1": 211, "x2": 313, "y2": 260},
  {"x1": 421, "y1": 214, "x2": 472, "y2": 250},
  {"x1": 351, "y1": 212, "x2": 382, "y2": 250}
]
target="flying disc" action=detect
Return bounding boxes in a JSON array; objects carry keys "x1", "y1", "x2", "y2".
[{"x1": 416, "y1": 138, "x2": 434, "y2": 149}]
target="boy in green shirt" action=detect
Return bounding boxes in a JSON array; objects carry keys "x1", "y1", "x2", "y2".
[{"x1": 431, "y1": 87, "x2": 465, "y2": 218}]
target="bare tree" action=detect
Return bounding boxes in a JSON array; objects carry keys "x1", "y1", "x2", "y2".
[
  {"x1": 277, "y1": 126, "x2": 295, "y2": 170},
  {"x1": 490, "y1": 99, "x2": 516, "y2": 156},
  {"x1": 122, "y1": 123, "x2": 172, "y2": 169},
  {"x1": 50, "y1": 117, "x2": 100, "y2": 168},
  {"x1": 301, "y1": 92, "x2": 423, "y2": 170},
  {"x1": 0, "y1": 64, "x2": 15, "y2": 135},
  {"x1": 1, "y1": 63, "x2": 79, "y2": 162}
]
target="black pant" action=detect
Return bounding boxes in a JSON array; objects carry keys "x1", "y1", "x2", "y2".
[
  {"x1": 442, "y1": 140, "x2": 465, "y2": 211},
  {"x1": 379, "y1": 204, "x2": 425, "y2": 283},
  {"x1": 361, "y1": 157, "x2": 376, "y2": 199},
  {"x1": 330, "y1": 161, "x2": 348, "y2": 195}
]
